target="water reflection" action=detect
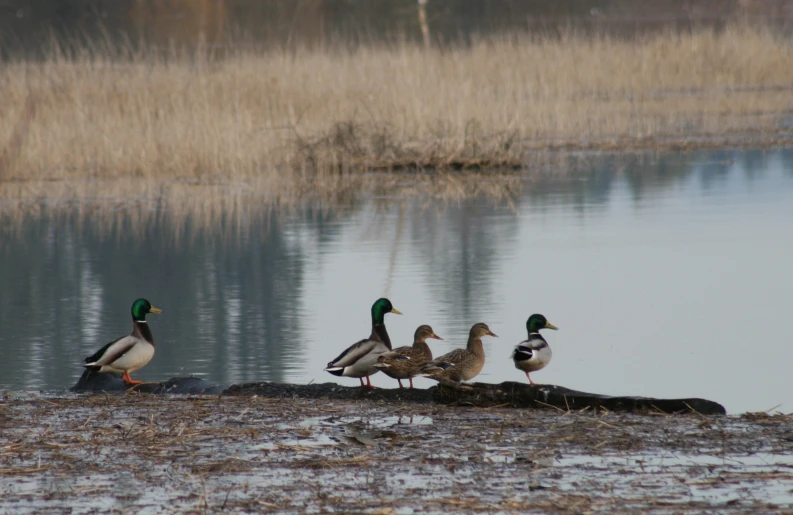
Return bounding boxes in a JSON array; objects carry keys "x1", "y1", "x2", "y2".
[{"x1": 1, "y1": 148, "x2": 792, "y2": 414}]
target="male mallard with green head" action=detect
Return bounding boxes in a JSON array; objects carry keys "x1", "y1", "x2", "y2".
[
  {"x1": 373, "y1": 324, "x2": 442, "y2": 388},
  {"x1": 511, "y1": 313, "x2": 558, "y2": 384},
  {"x1": 324, "y1": 298, "x2": 402, "y2": 388},
  {"x1": 417, "y1": 322, "x2": 497, "y2": 383},
  {"x1": 83, "y1": 298, "x2": 162, "y2": 385}
]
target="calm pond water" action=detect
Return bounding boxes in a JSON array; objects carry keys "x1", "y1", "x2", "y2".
[{"x1": 1, "y1": 149, "x2": 792, "y2": 414}]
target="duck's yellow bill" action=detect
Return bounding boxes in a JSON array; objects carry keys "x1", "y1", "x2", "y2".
[
  {"x1": 149, "y1": 306, "x2": 163, "y2": 314},
  {"x1": 431, "y1": 333, "x2": 444, "y2": 341},
  {"x1": 391, "y1": 308, "x2": 403, "y2": 315},
  {"x1": 487, "y1": 330, "x2": 499, "y2": 338},
  {"x1": 545, "y1": 322, "x2": 558, "y2": 330}
]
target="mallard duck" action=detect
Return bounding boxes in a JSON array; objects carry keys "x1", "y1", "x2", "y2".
[
  {"x1": 324, "y1": 298, "x2": 402, "y2": 388},
  {"x1": 417, "y1": 322, "x2": 497, "y2": 383},
  {"x1": 511, "y1": 313, "x2": 558, "y2": 384},
  {"x1": 373, "y1": 324, "x2": 442, "y2": 388},
  {"x1": 83, "y1": 298, "x2": 162, "y2": 385}
]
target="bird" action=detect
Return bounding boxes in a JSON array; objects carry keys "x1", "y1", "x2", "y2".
[
  {"x1": 417, "y1": 322, "x2": 497, "y2": 384},
  {"x1": 373, "y1": 324, "x2": 442, "y2": 388},
  {"x1": 511, "y1": 313, "x2": 558, "y2": 385},
  {"x1": 324, "y1": 298, "x2": 402, "y2": 388},
  {"x1": 83, "y1": 298, "x2": 162, "y2": 385}
]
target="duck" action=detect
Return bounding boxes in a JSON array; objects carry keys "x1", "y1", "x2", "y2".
[
  {"x1": 373, "y1": 324, "x2": 442, "y2": 388},
  {"x1": 83, "y1": 298, "x2": 162, "y2": 385},
  {"x1": 417, "y1": 322, "x2": 497, "y2": 384},
  {"x1": 324, "y1": 298, "x2": 402, "y2": 388},
  {"x1": 511, "y1": 313, "x2": 558, "y2": 385}
]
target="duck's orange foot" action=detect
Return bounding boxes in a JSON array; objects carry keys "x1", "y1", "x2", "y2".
[
  {"x1": 121, "y1": 372, "x2": 143, "y2": 385},
  {"x1": 363, "y1": 374, "x2": 376, "y2": 389}
]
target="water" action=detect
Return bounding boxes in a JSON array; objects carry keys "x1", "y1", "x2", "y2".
[{"x1": 1, "y1": 148, "x2": 792, "y2": 414}]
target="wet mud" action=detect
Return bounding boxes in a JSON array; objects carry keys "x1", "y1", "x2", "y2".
[{"x1": 1, "y1": 392, "x2": 790, "y2": 513}]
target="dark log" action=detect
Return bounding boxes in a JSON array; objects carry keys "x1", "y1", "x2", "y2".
[
  {"x1": 222, "y1": 381, "x2": 437, "y2": 403},
  {"x1": 70, "y1": 370, "x2": 225, "y2": 395},
  {"x1": 223, "y1": 381, "x2": 726, "y2": 415},
  {"x1": 431, "y1": 381, "x2": 726, "y2": 415},
  {"x1": 70, "y1": 372, "x2": 725, "y2": 415}
]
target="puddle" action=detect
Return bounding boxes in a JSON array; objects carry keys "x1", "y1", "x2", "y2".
[
  {"x1": 260, "y1": 414, "x2": 434, "y2": 450},
  {"x1": 297, "y1": 414, "x2": 433, "y2": 428},
  {"x1": 551, "y1": 452, "x2": 793, "y2": 506}
]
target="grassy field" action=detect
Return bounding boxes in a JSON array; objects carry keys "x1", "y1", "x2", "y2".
[{"x1": 1, "y1": 24, "x2": 793, "y2": 183}]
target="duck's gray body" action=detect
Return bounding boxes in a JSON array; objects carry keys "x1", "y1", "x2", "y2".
[
  {"x1": 325, "y1": 324, "x2": 392, "y2": 378},
  {"x1": 84, "y1": 321, "x2": 156, "y2": 375},
  {"x1": 511, "y1": 333, "x2": 552, "y2": 374}
]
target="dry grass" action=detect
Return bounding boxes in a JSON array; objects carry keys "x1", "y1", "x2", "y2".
[{"x1": 1, "y1": 24, "x2": 793, "y2": 183}]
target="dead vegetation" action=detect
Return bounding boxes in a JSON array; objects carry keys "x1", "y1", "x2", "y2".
[
  {"x1": 1, "y1": 24, "x2": 793, "y2": 184},
  {"x1": 0, "y1": 393, "x2": 792, "y2": 513}
]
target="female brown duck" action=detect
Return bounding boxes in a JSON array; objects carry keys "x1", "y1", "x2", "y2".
[
  {"x1": 417, "y1": 322, "x2": 497, "y2": 384},
  {"x1": 373, "y1": 324, "x2": 442, "y2": 388}
]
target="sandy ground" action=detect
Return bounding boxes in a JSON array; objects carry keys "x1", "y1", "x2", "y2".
[{"x1": 1, "y1": 393, "x2": 792, "y2": 514}]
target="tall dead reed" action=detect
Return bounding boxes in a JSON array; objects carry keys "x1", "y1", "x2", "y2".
[{"x1": 0, "y1": 24, "x2": 792, "y2": 182}]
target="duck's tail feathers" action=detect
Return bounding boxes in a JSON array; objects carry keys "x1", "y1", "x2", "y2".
[
  {"x1": 324, "y1": 366, "x2": 345, "y2": 377},
  {"x1": 512, "y1": 348, "x2": 534, "y2": 362},
  {"x1": 372, "y1": 362, "x2": 390, "y2": 369},
  {"x1": 83, "y1": 362, "x2": 101, "y2": 371},
  {"x1": 416, "y1": 366, "x2": 440, "y2": 377}
]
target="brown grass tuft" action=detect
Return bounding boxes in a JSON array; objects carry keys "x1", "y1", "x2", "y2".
[{"x1": 1, "y1": 24, "x2": 792, "y2": 182}]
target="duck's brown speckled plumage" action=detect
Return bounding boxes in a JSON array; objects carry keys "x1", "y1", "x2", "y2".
[
  {"x1": 373, "y1": 325, "x2": 442, "y2": 388},
  {"x1": 418, "y1": 323, "x2": 497, "y2": 383}
]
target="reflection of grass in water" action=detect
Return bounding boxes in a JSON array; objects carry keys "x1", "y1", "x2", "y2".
[
  {"x1": 1, "y1": 25, "x2": 792, "y2": 180},
  {"x1": 0, "y1": 174, "x2": 521, "y2": 241}
]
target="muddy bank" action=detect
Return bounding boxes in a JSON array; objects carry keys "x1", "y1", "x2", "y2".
[
  {"x1": 71, "y1": 373, "x2": 725, "y2": 415},
  {"x1": 0, "y1": 394, "x2": 789, "y2": 513}
]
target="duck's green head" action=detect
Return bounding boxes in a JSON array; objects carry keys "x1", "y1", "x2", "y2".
[
  {"x1": 414, "y1": 324, "x2": 443, "y2": 342},
  {"x1": 371, "y1": 298, "x2": 402, "y2": 324},
  {"x1": 470, "y1": 322, "x2": 498, "y2": 338},
  {"x1": 131, "y1": 298, "x2": 162, "y2": 322},
  {"x1": 526, "y1": 314, "x2": 558, "y2": 334}
]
